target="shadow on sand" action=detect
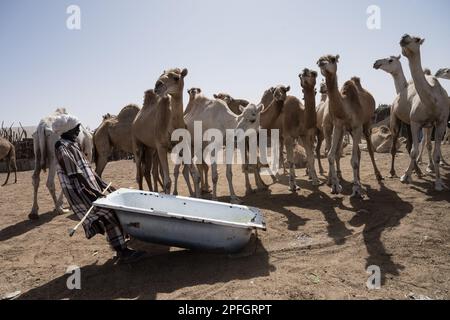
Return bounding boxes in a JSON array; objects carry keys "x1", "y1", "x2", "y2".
[
  {"x1": 0, "y1": 211, "x2": 59, "y2": 242},
  {"x1": 19, "y1": 237, "x2": 274, "y2": 300}
]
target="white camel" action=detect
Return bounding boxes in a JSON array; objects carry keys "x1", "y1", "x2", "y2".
[
  {"x1": 29, "y1": 108, "x2": 93, "y2": 220},
  {"x1": 399, "y1": 34, "x2": 449, "y2": 191},
  {"x1": 175, "y1": 91, "x2": 263, "y2": 204}
]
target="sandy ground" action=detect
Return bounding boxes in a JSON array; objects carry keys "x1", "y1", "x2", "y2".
[{"x1": 0, "y1": 145, "x2": 449, "y2": 300}]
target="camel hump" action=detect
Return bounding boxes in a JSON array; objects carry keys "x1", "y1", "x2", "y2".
[{"x1": 117, "y1": 104, "x2": 140, "y2": 122}]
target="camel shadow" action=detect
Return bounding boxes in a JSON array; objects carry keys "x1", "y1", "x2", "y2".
[
  {"x1": 0, "y1": 211, "x2": 58, "y2": 242},
  {"x1": 348, "y1": 182, "x2": 413, "y2": 285},
  {"x1": 242, "y1": 186, "x2": 354, "y2": 245},
  {"x1": 18, "y1": 237, "x2": 274, "y2": 300}
]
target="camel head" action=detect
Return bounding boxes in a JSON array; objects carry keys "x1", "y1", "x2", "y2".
[
  {"x1": 317, "y1": 55, "x2": 339, "y2": 76},
  {"x1": 187, "y1": 87, "x2": 202, "y2": 100},
  {"x1": 341, "y1": 80, "x2": 359, "y2": 100},
  {"x1": 400, "y1": 34, "x2": 425, "y2": 58},
  {"x1": 273, "y1": 85, "x2": 290, "y2": 102},
  {"x1": 435, "y1": 68, "x2": 450, "y2": 80},
  {"x1": 373, "y1": 55, "x2": 402, "y2": 75},
  {"x1": 154, "y1": 68, "x2": 188, "y2": 97},
  {"x1": 299, "y1": 68, "x2": 318, "y2": 91},
  {"x1": 235, "y1": 103, "x2": 264, "y2": 134},
  {"x1": 319, "y1": 80, "x2": 327, "y2": 94},
  {"x1": 213, "y1": 93, "x2": 233, "y2": 105},
  {"x1": 423, "y1": 68, "x2": 432, "y2": 76}
]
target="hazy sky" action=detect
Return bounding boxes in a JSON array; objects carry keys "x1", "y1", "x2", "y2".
[{"x1": 1, "y1": 0, "x2": 449, "y2": 129}]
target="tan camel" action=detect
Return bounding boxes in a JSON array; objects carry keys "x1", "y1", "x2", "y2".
[
  {"x1": 317, "y1": 55, "x2": 373, "y2": 197},
  {"x1": 315, "y1": 80, "x2": 332, "y2": 175},
  {"x1": 0, "y1": 137, "x2": 17, "y2": 186},
  {"x1": 399, "y1": 34, "x2": 449, "y2": 191},
  {"x1": 280, "y1": 68, "x2": 320, "y2": 191},
  {"x1": 213, "y1": 93, "x2": 249, "y2": 115},
  {"x1": 93, "y1": 104, "x2": 140, "y2": 176},
  {"x1": 132, "y1": 68, "x2": 200, "y2": 196},
  {"x1": 29, "y1": 108, "x2": 93, "y2": 219},
  {"x1": 177, "y1": 88, "x2": 263, "y2": 203},
  {"x1": 368, "y1": 125, "x2": 405, "y2": 153},
  {"x1": 373, "y1": 55, "x2": 435, "y2": 175}
]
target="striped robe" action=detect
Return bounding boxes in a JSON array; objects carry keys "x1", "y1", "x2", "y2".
[{"x1": 55, "y1": 138, "x2": 125, "y2": 251}]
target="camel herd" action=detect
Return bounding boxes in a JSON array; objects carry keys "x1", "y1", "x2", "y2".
[{"x1": 0, "y1": 34, "x2": 449, "y2": 220}]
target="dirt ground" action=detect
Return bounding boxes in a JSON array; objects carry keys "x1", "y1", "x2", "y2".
[{"x1": 0, "y1": 145, "x2": 449, "y2": 300}]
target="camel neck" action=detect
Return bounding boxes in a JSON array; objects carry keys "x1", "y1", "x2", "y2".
[
  {"x1": 407, "y1": 53, "x2": 436, "y2": 108},
  {"x1": 260, "y1": 99, "x2": 283, "y2": 129},
  {"x1": 170, "y1": 93, "x2": 185, "y2": 129},
  {"x1": 303, "y1": 88, "x2": 317, "y2": 129},
  {"x1": 391, "y1": 67, "x2": 408, "y2": 94},
  {"x1": 325, "y1": 73, "x2": 345, "y2": 117}
]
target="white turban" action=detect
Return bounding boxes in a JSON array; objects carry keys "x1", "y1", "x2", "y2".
[{"x1": 52, "y1": 114, "x2": 81, "y2": 136}]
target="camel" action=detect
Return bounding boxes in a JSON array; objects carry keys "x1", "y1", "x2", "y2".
[
  {"x1": 435, "y1": 68, "x2": 450, "y2": 80},
  {"x1": 93, "y1": 104, "x2": 140, "y2": 176},
  {"x1": 176, "y1": 89, "x2": 263, "y2": 203},
  {"x1": 399, "y1": 34, "x2": 449, "y2": 191},
  {"x1": 368, "y1": 125, "x2": 405, "y2": 153},
  {"x1": 373, "y1": 55, "x2": 436, "y2": 174},
  {"x1": 315, "y1": 80, "x2": 333, "y2": 175},
  {"x1": 132, "y1": 68, "x2": 200, "y2": 197},
  {"x1": 29, "y1": 108, "x2": 93, "y2": 219},
  {"x1": 213, "y1": 93, "x2": 249, "y2": 115},
  {"x1": 0, "y1": 137, "x2": 17, "y2": 186},
  {"x1": 317, "y1": 54, "x2": 379, "y2": 197},
  {"x1": 277, "y1": 69, "x2": 320, "y2": 191}
]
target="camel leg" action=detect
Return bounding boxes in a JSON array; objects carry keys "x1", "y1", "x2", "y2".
[
  {"x1": 335, "y1": 131, "x2": 344, "y2": 182},
  {"x1": 401, "y1": 122, "x2": 421, "y2": 184},
  {"x1": 284, "y1": 136, "x2": 300, "y2": 192},
  {"x1": 243, "y1": 164, "x2": 254, "y2": 195},
  {"x1": 183, "y1": 165, "x2": 195, "y2": 196},
  {"x1": 363, "y1": 123, "x2": 383, "y2": 181},
  {"x1": 422, "y1": 128, "x2": 435, "y2": 173},
  {"x1": 328, "y1": 125, "x2": 344, "y2": 194},
  {"x1": 254, "y1": 160, "x2": 269, "y2": 191},
  {"x1": 316, "y1": 129, "x2": 325, "y2": 175},
  {"x1": 405, "y1": 124, "x2": 423, "y2": 177},
  {"x1": 173, "y1": 164, "x2": 181, "y2": 196},
  {"x1": 304, "y1": 133, "x2": 320, "y2": 186},
  {"x1": 211, "y1": 162, "x2": 218, "y2": 201},
  {"x1": 133, "y1": 145, "x2": 144, "y2": 190},
  {"x1": 2, "y1": 157, "x2": 11, "y2": 186},
  {"x1": 350, "y1": 127, "x2": 364, "y2": 198},
  {"x1": 12, "y1": 156, "x2": 17, "y2": 184},
  {"x1": 29, "y1": 159, "x2": 42, "y2": 219},
  {"x1": 433, "y1": 122, "x2": 448, "y2": 191},
  {"x1": 389, "y1": 116, "x2": 401, "y2": 178},
  {"x1": 188, "y1": 164, "x2": 201, "y2": 198},
  {"x1": 47, "y1": 161, "x2": 65, "y2": 214},
  {"x1": 226, "y1": 163, "x2": 241, "y2": 204},
  {"x1": 155, "y1": 146, "x2": 171, "y2": 194}
]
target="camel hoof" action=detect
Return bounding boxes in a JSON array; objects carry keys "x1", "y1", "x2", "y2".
[
  {"x1": 28, "y1": 213, "x2": 39, "y2": 220},
  {"x1": 400, "y1": 174, "x2": 412, "y2": 184},
  {"x1": 426, "y1": 165, "x2": 435, "y2": 174},
  {"x1": 55, "y1": 207, "x2": 70, "y2": 215},
  {"x1": 311, "y1": 179, "x2": 321, "y2": 186},
  {"x1": 201, "y1": 189, "x2": 212, "y2": 194},
  {"x1": 435, "y1": 180, "x2": 448, "y2": 192},
  {"x1": 331, "y1": 183, "x2": 342, "y2": 195},
  {"x1": 257, "y1": 186, "x2": 269, "y2": 192},
  {"x1": 245, "y1": 188, "x2": 255, "y2": 196},
  {"x1": 376, "y1": 173, "x2": 384, "y2": 181},
  {"x1": 288, "y1": 184, "x2": 301, "y2": 192},
  {"x1": 173, "y1": 191, "x2": 178, "y2": 196},
  {"x1": 350, "y1": 185, "x2": 364, "y2": 199},
  {"x1": 230, "y1": 196, "x2": 243, "y2": 204}
]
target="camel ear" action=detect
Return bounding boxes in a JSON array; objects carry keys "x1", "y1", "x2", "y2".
[
  {"x1": 198, "y1": 88, "x2": 201, "y2": 93},
  {"x1": 256, "y1": 104, "x2": 264, "y2": 112},
  {"x1": 286, "y1": 86, "x2": 291, "y2": 92},
  {"x1": 239, "y1": 105, "x2": 245, "y2": 113},
  {"x1": 213, "y1": 94, "x2": 218, "y2": 99},
  {"x1": 335, "y1": 55, "x2": 340, "y2": 62},
  {"x1": 181, "y1": 68, "x2": 188, "y2": 78},
  {"x1": 419, "y1": 38, "x2": 425, "y2": 45},
  {"x1": 396, "y1": 55, "x2": 401, "y2": 60}
]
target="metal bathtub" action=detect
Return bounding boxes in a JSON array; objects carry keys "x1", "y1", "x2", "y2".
[{"x1": 93, "y1": 188, "x2": 266, "y2": 253}]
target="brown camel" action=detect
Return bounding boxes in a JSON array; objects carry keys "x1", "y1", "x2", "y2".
[
  {"x1": 281, "y1": 68, "x2": 320, "y2": 191},
  {"x1": 0, "y1": 137, "x2": 17, "y2": 186},
  {"x1": 317, "y1": 54, "x2": 379, "y2": 197},
  {"x1": 213, "y1": 93, "x2": 249, "y2": 115},
  {"x1": 93, "y1": 104, "x2": 140, "y2": 177},
  {"x1": 132, "y1": 68, "x2": 200, "y2": 196}
]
